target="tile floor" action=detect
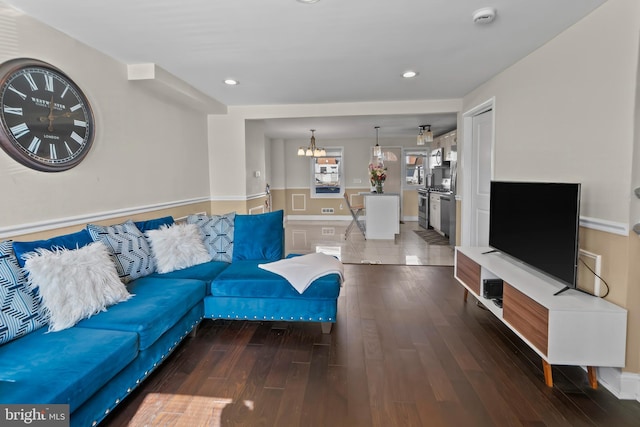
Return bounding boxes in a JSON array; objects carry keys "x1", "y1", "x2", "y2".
[{"x1": 284, "y1": 220, "x2": 454, "y2": 266}]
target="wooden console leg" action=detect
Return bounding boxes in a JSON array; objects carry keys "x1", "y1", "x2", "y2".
[
  {"x1": 587, "y1": 366, "x2": 598, "y2": 389},
  {"x1": 542, "y1": 360, "x2": 553, "y2": 387},
  {"x1": 321, "y1": 322, "x2": 333, "y2": 334},
  {"x1": 463, "y1": 289, "x2": 469, "y2": 302}
]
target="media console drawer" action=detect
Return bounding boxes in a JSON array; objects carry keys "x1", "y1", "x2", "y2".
[
  {"x1": 503, "y1": 283, "x2": 549, "y2": 356},
  {"x1": 456, "y1": 251, "x2": 481, "y2": 295}
]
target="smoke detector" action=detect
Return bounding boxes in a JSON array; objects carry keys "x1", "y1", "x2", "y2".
[{"x1": 473, "y1": 7, "x2": 497, "y2": 24}]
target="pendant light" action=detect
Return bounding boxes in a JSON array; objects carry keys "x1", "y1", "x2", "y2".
[
  {"x1": 417, "y1": 126, "x2": 425, "y2": 146},
  {"x1": 373, "y1": 126, "x2": 382, "y2": 157},
  {"x1": 417, "y1": 125, "x2": 433, "y2": 146},
  {"x1": 424, "y1": 125, "x2": 433, "y2": 143}
]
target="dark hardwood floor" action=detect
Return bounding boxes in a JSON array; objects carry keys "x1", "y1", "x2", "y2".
[{"x1": 103, "y1": 265, "x2": 640, "y2": 426}]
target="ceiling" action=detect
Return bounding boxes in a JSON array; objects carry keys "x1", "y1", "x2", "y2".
[{"x1": 2, "y1": 0, "x2": 606, "y2": 139}]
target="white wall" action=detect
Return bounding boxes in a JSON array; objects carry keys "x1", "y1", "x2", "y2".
[
  {"x1": 0, "y1": 5, "x2": 211, "y2": 229},
  {"x1": 462, "y1": 0, "x2": 640, "y2": 226},
  {"x1": 244, "y1": 120, "x2": 267, "y2": 197}
]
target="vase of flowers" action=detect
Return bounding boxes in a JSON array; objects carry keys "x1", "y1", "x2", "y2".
[{"x1": 369, "y1": 163, "x2": 387, "y2": 193}]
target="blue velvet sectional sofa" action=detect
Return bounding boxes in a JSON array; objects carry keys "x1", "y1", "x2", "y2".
[{"x1": 0, "y1": 210, "x2": 341, "y2": 426}]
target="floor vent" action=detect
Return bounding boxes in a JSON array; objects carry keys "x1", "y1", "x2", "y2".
[{"x1": 321, "y1": 208, "x2": 334, "y2": 214}]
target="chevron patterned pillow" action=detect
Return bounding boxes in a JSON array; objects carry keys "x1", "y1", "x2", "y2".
[
  {"x1": 86, "y1": 221, "x2": 156, "y2": 283},
  {"x1": 187, "y1": 212, "x2": 235, "y2": 263},
  {"x1": 0, "y1": 240, "x2": 47, "y2": 344}
]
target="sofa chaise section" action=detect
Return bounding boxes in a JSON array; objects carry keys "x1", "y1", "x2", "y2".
[{"x1": 205, "y1": 260, "x2": 341, "y2": 333}]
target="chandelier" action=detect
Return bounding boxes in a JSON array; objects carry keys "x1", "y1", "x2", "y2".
[
  {"x1": 416, "y1": 125, "x2": 433, "y2": 146},
  {"x1": 297, "y1": 129, "x2": 326, "y2": 157}
]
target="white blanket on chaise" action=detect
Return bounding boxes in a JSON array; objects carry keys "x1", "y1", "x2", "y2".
[{"x1": 258, "y1": 253, "x2": 344, "y2": 294}]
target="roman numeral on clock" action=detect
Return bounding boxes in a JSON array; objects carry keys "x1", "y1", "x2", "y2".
[
  {"x1": 64, "y1": 141, "x2": 73, "y2": 157},
  {"x1": 49, "y1": 143, "x2": 57, "y2": 159},
  {"x1": 10, "y1": 123, "x2": 29, "y2": 139},
  {"x1": 3, "y1": 105, "x2": 22, "y2": 116},
  {"x1": 23, "y1": 73, "x2": 38, "y2": 91},
  {"x1": 44, "y1": 74, "x2": 54, "y2": 92},
  {"x1": 7, "y1": 85, "x2": 27, "y2": 100},
  {"x1": 27, "y1": 137, "x2": 41, "y2": 153},
  {"x1": 70, "y1": 131, "x2": 83, "y2": 144}
]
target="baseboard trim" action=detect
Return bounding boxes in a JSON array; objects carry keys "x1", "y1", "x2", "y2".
[
  {"x1": 0, "y1": 197, "x2": 210, "y2": 239},
  {"x1": 587, "y1": 367, "x2": 640, "y2": 401}
]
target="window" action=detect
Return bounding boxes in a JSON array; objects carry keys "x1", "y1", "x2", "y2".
[
  {"x1": 311, "y1": 147, "x2": 343, "y2": 198},
  {"x1": 403, "y1": 148, "x2": 427, "y2": 188}
]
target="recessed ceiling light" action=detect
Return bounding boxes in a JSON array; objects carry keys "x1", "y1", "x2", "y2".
[
  {"x1": 224, "y1": 79, "x2": 239, "y2": 85},
  {"x1": 297, "y1": 0, "x2": 320, "y2": 4},
  {"x1": 402, "y1": 71, "x2": 418, "y2": 78}
]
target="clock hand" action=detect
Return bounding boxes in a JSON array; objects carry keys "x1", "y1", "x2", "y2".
[
  {"x1": 38, "y1": 112, "x2": 72, "y2": 123},
  {"x1": 47, "y1": 95, "x2": 55, "y2": 132}
]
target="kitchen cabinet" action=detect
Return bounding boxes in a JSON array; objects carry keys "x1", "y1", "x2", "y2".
[
  {"x1": 444, "y1": 130, "x2": 457, "y2": 161},
  {"x1": 430, "y1": 130, "x2": 457, "y2": 160},
  {"x1": 430, "y1": 193, "x2": 441, "y2": 231}
]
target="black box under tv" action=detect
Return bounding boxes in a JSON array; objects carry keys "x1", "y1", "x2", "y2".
[{"x1": 483, "y1": 279, "x2": 503, "y2": 299}]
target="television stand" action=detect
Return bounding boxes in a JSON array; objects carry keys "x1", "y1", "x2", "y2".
[{"x1": 455, "y1": 246, "x2": 627, "y2": 388}]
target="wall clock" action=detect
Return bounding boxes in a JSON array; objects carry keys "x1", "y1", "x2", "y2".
[{"x1": 0, "y1": 58, "x2": 95, "y2": 172}]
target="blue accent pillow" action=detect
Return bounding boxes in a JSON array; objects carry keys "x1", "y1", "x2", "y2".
[
  {"x1": 233, "y1": 210, "x2": 284, "y2": 262},
  {"x1": 12, "y1": 229, "x2": 94, "y2": 268},
  {"x1": 86, "y1": 221, "x2": 155, "y2": 283},
  {"x1": 0, "y1": 240, "x2": 47, "y2": 344},
  {"x1": 187, "y1": 212, "x2": 235, "y2": 263},
  {"x1": 134, "y1": 216, "x2": 174, "y2": 233}
]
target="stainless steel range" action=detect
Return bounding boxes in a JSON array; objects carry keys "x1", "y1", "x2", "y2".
[
  {"x1": 417, "y1": 185, "x2": 454, "y2": 233},
  {"x1": 417, "y1": 188, "x2": 429, "y2": 229}
]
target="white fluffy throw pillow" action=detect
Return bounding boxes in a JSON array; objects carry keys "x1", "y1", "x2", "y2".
[
  {"x1": 23, "y1": 242, "x2": 132, "y2": 332},
  {"x1": 146, "y1": 222, "x2": 213, "y2": 274}
]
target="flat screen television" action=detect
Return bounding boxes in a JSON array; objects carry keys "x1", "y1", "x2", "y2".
[{"x1": 488, "y1": 181, "x2": 581, "y2": 295}]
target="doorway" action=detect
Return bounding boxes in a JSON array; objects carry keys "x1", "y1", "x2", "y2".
[{"x1": 461, "y1": 98, "x2": 495, "y2": 246}]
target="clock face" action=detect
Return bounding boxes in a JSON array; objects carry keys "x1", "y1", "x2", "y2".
[{"x1": 0, "y1": 59, "x2": 95, "y2": 172}]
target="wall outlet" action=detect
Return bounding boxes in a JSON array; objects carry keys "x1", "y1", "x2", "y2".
[
  {"x1": 321, "y1": 208, "x2": 334, "y2": 214},
  {"x1": 354, "y1": 178, "x2": 362, "y2": 184},
  {"x1": 578, "y1": 249, "x2": 602, "y2": 296}
]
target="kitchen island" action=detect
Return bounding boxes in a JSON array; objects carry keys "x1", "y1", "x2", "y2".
[{"x1": 362, "y1": 193, "x2": 400, "y2": 239}]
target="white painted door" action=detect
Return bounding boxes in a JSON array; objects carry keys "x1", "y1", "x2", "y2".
[{"x1": 470, "y1": 109, "x2": 493, "y2": 246}]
